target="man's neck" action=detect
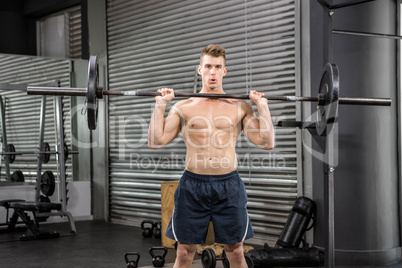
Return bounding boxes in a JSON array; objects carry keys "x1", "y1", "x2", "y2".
[{"x1": 199, "y1": 86, "x2": 225, "y2": 94}]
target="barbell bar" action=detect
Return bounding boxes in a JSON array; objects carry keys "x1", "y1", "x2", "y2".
[
  {"x1": 26, "y1": 56, "x2": 391, "y2": 132},
  {"x1": 0, "y1": 143, "x2": 78, "y2": 155},
  {"x1": 0, "y1": 151, "x2": 79, "y2": 155},
  {"x1": 26, "y1": 86, "x2": 391, "y2": 106},
  {"x1": 1, "y1": 142, "x2": 78, "y2": 164}
]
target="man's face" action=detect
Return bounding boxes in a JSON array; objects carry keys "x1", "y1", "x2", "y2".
[{"x1": 198, "y1": 55, "x2": 227, "y2": 91}]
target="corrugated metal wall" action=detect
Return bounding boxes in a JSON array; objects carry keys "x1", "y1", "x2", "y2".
[
  {"x1": 0, "y1": 54, "x2": 73, "y2": 184},
  {"x1": 106, "y1": 0, "x2": 300, "y2": 243},
  {"x1": 67, "y1": 6, "x2": 83, "y2": 59}
]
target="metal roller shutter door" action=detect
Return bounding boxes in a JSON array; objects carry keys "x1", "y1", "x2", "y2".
[
  {"x1": 67, "y1": 6, "x2": 83, "y2": 59},
  {"x1": 107, "y1": 0, "x2": 300, "y2": 244},
  {"x1": 0, "y1": 54, "x2": 73, "y2": 184}
]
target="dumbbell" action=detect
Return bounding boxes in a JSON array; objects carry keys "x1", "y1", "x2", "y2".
[
  {"x1": 153, "y1": 221, "x2": 162, "y2": 239},
  {"x1": 149, "y1": 246, "x2": 167, "y2": 267},
  {"x1": 124, "y1": 252, "x2": 140, "y2": 268},
  {"x1": 141, "y1": 220, "x2": 155, "y2": 238},
  {"x1": 201, "y1": 248, "x2": 229, "y2": 268},
  {"x1": 201, "y1": 248, "x2": 254, "y2": 268}
]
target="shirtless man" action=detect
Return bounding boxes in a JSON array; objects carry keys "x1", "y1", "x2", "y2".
[{"x1": 148, "y1": 44, "x2": 274, "y2": 268}]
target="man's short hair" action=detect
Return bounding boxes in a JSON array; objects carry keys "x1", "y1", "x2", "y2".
[{"x1": 200, "y1": 44, "x2": 226, "y2": 66}]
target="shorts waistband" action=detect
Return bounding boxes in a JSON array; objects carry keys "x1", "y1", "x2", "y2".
[{"x1": 183, "y1": 170, "x2": 239, "y2": 181}]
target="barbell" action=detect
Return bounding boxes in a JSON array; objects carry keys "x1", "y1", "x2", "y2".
[
  {"x1": 26, "y1": 56, "x2": 391, "y2": 134},
  {"x1": 1, "y1": 143, "x2": 78, "y2": 163}
]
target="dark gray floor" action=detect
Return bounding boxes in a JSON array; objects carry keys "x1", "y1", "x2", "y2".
[
  {"x1": 0, "y1": 220, "x2": 183, "y2": 268},
  {"x1": 2, "y1": 220, "x2": 401, "y2": 268}
]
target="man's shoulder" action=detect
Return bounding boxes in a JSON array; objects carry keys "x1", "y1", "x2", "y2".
[
  {"x1": 229, "y1": 98, "x2": 251, "y2": 108},
  {"x1": 174, "y1": 98, "x2": 195, "y2": 107},
  {"x1": 170, "y1": 99, "x2": 195, "y2": 115}
]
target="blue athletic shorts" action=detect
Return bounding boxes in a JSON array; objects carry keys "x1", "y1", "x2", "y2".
[{"x1": 165, "y1": 170, "x2": 254, "y2": 244}]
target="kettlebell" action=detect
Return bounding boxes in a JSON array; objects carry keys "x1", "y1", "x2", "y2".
[
  {"x1": 141, "y1": 220, "x2": 155, "y2": 238},
  {"x1": 149, "y1": 246, "x2": 168, "y2": 267},
  {"x1": 153, "y1": 221, "x2": 162, "y2": 239},
  {"x1": 124, "y1": 252, "x2": 140, "y2": 268}
]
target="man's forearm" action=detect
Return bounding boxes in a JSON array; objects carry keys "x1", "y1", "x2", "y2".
[
  {"x1": 148, "y1": 102, "x2": 167, "y2": 148},
  {"x1": 255, "y1": 99, "x2": 275, "y2": 148}
]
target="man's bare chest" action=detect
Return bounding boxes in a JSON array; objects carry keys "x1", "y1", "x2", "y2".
[{"x1": 180, "y1": 101, "x2": 244, "y2": 131}]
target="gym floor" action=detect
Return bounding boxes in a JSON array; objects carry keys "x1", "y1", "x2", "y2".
[
  {"x1": 2, "y1": 220, "x2": 402, "y2": 267},
  {"x1": 0, "y1": 220, "x2": 221, "y2": 268}
]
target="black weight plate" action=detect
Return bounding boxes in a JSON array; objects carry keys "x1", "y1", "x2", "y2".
[
  {"x1": 41, "y1": 171, "x2": 55, "y2": 197},
  {"x1": 316, "y1": 63, "x2": 339, "y2": 136},
  {"x1": 87, "y1": 55, "x2": 99, "y2": 130},
  {"x1": 43, "y1": 142, "x2": 51, "y2": 163},
  {"x1": 7, "y1": 143, "x2": 15, "y2": 163},
  {"x1": 11, "y1": 170, "x2": 24, "y2": 182},
  {"x1": 201, "y1": 248, "x2": 216, "y2": 268}
]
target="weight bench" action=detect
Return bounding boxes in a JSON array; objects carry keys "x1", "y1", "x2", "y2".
[
  {"x1": 9, "y1": 201, "x2": 76, "y2": 241},
  {"x1": 0, "y1": 199, "x2": 26, "y2": 232}
]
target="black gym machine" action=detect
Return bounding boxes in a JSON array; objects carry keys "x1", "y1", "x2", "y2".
[{"x1": 0, "y1": 84, "x2": 77, "y2": 240}]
